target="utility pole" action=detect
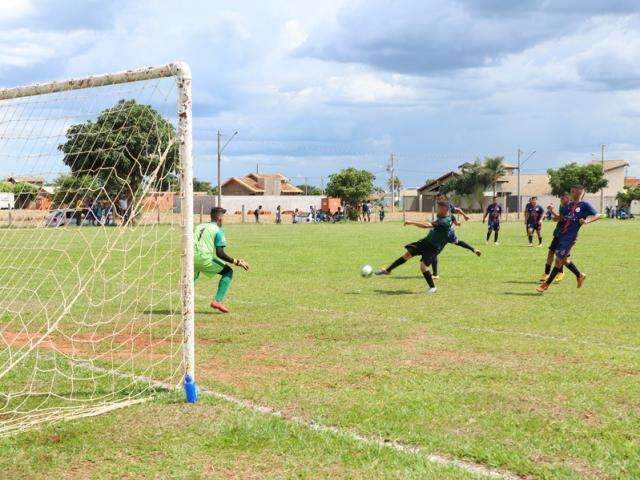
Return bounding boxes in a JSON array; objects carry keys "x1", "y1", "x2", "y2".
[
  {"x1": 516, "y1": 148, "x2": 521, "y2": 220},
  {"x1": 388, "y1": 153, "x2": 396, "y2": 213},
  {"x1": 600, "y1": 144, "x2": 605, "y2": 213},
  {"x1": 516, "y1": 148, "x2": 536, "y2": 220},
  {"x1": 217, "y1": 130, "x2": 221, "y2": 207},
  {"x1": 216, "y1": 130, "x2": 238, "y2": 209}
]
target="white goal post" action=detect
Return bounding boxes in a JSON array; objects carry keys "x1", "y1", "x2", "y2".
[{"x1": 0, "y1": 62, "x2": 195, "y2": 434}]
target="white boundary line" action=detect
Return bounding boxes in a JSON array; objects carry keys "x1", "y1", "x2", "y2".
[{"x1": 68, "y1": 359, "x2": 522, "y2": 480}]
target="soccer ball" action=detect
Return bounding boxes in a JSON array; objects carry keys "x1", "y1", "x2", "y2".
[{"x1": 361, "y1": 265, "x2": 373, "y2": 277}]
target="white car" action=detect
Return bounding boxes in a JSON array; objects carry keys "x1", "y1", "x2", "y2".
[{"x1": 44, "y1": 208, "x2": 90, "y2": 227}]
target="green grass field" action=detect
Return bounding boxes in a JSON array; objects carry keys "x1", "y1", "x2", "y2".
[{"x1": 2, "y1": 219, "x2": 639, "y2": 479}]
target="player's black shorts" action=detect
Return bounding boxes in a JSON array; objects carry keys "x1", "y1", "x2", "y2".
[
  {"x1": 405, "y1": 239, "x2": 439, "y2": 265},
  {"x1": 548, "y1": 236, "x2": 559, "y2": 252}
]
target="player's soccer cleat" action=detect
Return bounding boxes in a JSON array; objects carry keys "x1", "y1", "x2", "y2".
[
  {"x1": 536, "y1": 283, "x2": 549, "y2": 293},
  {"x1": 554, "y1": 272, "x2": 565, "y2": 283},
  {"x1": 432, "y1": 275, "x2": 440, "y2": 279},
  {"x1": 427, "y1": 287, "x2": 437, "y2": 294},
  {"x1": 528, "y1": 243, "x2": 533, "y2": 247},
  {"x1": 536, "y1": 243, "x2": 543, "y2": 248},
  {"x1": 210, "y1": 301, "x2": 230, "y2": 313},
  {"x1": 576, "y1": 273, "x2": 587, "y2": 288},
  {"x1": 474, "y1": 249, "x2": 482, "y2": 256},
  {"x1": 494, "y1": 242, "x2": 500, "y2": 246},
  {"x1": 485, "y1": 240, "x2": 489, "y2": 245},
  {"x1": 540, "y1": 273, "x2": 548, "y2": 282},
  {"x1": 374, "y1": 269, "x2": 390, "y2": 276}
]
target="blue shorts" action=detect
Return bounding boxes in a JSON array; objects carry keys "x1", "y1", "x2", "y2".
[
  {"x1": 447, "y1": 228, "x2": 458, "y2": 243},
  {"x1": 488, "y1": 221, "x2": 500, "y2": 231},
  {"x1": 554, "y1": 238, "x2": 576, "y2": 259},
  {"x1": 527, "y1": 222, "x2": 542, "y2": 231}
]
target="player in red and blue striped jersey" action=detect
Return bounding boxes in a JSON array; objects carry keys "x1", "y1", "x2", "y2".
[
  {"x1": 482, "y1": 197, "x2": 502, "y2": 245},
  {"x1": 525, "y1": 196, "x2": 545, "y2": 247},
  {"x1": 537, "y1": 185, "x2": 600, "y2": 293},
  {"x1": 540, "y1": 192, "x2": 570, "y2": 283}
]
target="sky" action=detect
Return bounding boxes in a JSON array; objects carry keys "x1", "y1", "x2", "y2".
[{"x1": 0, "y1": 0, "x2": 639, "y2": 188}]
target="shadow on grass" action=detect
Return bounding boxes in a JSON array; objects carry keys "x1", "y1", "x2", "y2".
[
  {"x1": 373, "y1": 289, "x2": 418, "y2": 296},
  {"x1": 504, "y1": 280, "x2": 540, "y2": 285},
  {"x1": 502, "y1": 291, "x2": 541, "y2": 297},
  {"x1": 142, "y1": 308, "x2": 219, "y2": 316}
]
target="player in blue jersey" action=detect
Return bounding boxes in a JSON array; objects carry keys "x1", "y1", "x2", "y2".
[
  {"x1": 540, "y1": 192, "x2": 570, "y2": 283},
  {"x1": 525, "y1": 196, "x2": 545, "y2": 247},
  {"x1": 482, "y1": 197, "x2": 502, "y2": 245},
  {"x1": 431, "y1": 193, "x2": 481, "y2": 278},
  {"x1": 537, "y1": 185, "x2": 600, "y2": 293}
]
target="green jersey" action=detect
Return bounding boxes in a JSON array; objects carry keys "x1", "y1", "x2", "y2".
[
  {"x1": 425, "y1": 215, "x2": 452, "y2": 251},
  {"x1": 194, "y1": 222, "x2": 227, "y2": 258}
]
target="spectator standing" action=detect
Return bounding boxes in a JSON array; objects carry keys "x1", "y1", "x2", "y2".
[
  {"x1": 118, "y1": 196, "x2": 129, "y2": 224},
  {"x1": 275, "y1": 205, "x2": 282, "y2": 224},
  {"x1": 254, "y1": 205, "x2": 262, "y2": 223},
  {"x1": 103, "y1": 201, "x2": 112, "y2": 226},
  {"x1": 379, "y1": 205, "x2": 385, "y2": 222}
]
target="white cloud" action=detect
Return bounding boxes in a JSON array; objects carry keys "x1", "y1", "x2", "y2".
[
  {"x1": 282, "y1": 20, "x2": 307, "y2": 51},
  {"x1": 0, "y1": 0, "x2": 33, "y2": 23}
]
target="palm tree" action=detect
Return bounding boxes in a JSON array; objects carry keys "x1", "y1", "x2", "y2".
[{"x1": 482, "y1": 156, "x2": 507, "y2": 197}]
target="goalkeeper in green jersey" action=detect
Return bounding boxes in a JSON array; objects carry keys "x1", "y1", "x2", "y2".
[{"x1": 194, "y1": 207, "x2": 249, "y2": 313}]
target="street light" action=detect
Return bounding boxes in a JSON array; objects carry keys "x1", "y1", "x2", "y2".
[
  {"x1": 516, "y1": 149, "x2": 536, "y2": 219},
  {"x1": 217, "y1": 130, "x2": 238, "y2": 207}
]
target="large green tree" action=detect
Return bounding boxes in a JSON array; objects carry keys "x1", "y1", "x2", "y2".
[
  {"x1": 58, "y1": 99, "x2": 179, "y2": 202},
  {"x1": 325, "y1": 168, "x2": 375, "y2": 205},
  {"x1": 547, "y1": 163, "x2": 608, "y2": 196},
  {"x1": 51, "y1": 174, "x2": 101, "y2": 208}
]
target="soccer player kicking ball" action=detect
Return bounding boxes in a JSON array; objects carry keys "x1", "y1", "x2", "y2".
[
  {"x1": 432, "y1": 193, "x2": 481, "y2": 278},
  {"x1": 194, "y1": 207, "x2": 249, "y2": 313},
  {"x1": 375, "y1": 201, "x2": 451, "y2": 293},
  {"x1": 540, "y1": 192, "x2": 570, "y2": 284},
  {"x1": 482, "y1": 197, "x2": 502, "y2": 245},
  {"x1": 525, "y1": 197, "x2": 545, "y2": 247},
  {"x1": 536, "y1": 185, "x2": 600, "y2": 293}
]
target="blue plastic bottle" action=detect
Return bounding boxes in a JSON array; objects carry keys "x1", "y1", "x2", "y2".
[{"x1": 184, "y1": 374, "x2": 198, "y2": 403}]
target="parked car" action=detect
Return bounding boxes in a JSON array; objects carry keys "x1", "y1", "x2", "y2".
[{"x1": 44, "y1": 208, "x2": 90, "y2": 227}]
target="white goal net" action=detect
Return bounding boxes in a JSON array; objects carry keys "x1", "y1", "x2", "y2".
[{"x1": 0, "y1": 63, "x2": 195, "y2": 435}]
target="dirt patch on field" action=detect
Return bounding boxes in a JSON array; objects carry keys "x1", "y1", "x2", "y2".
[
  {"x1": 530, "y1": 453, "x2": 610, "y2": 479},
  {"x1": 1, "y1": 331, "x2": 175, "y2": 361},
  {"x1": 199, "y1": 344, "x2": 315, "y2": 390}
]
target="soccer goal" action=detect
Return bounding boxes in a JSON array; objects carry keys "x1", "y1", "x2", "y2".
[{"x1": 0, "y1": 63, "x2": 195, "y2": 435}]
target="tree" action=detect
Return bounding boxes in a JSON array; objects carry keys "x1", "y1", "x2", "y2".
[
  {"x1": 0, "y1": 182, "x2": 39, "y2": 208},
  {"x1": 296, "y1": 184, "x2": 323, "y2": 195},
  {"x1": 51, "y1": 174, "x2": 101, "y2": 208},
  {"x1": 481, "y1": 156, "x2": 507, "y2": 196},
  {"x1": 325, "y1": 167, "x2": 375, "y2": 206},
  {"x1": 616, "y1": 186, "x2": 640, "y2": 207},
  {"x1": 58, "y1": 99, "x2": 179, "y2": 203},
  {"x1": 547, "y1": 163, "x2": 608, "y2": 196},
  {"x1": 193, "y1": 178, "x2": 215, "y2": 194},
  {"x1": 442, "y1": 160, "x2": 492, "y2": 209}
]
